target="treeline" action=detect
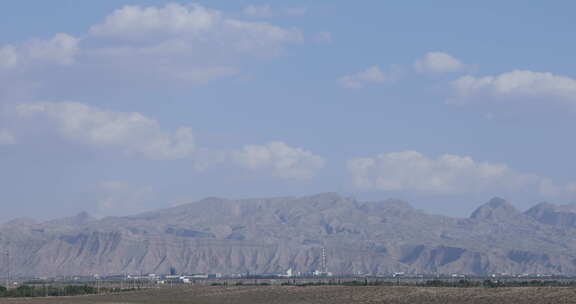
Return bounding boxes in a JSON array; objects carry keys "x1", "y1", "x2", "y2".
[
  {"x1": 424, "y1": 279, "x2": 576, "y2": 288},
  {"x1": 0, "y1": 284, "x2": 127, "y2": 298},
  {"x1": 212, "y1": 279, "x2": 576, "y2": 288}
]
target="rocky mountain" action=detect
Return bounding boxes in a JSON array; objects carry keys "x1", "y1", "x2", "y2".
[
  {"x1": 525, "y1": 202, "x2": 576, "y2": 228},
  {"x1": 2, "y1": 193, "x2": 576, "y2": 277},
  {"x1": 469, "y1": 197, "x2": 521, "y2": 221}
]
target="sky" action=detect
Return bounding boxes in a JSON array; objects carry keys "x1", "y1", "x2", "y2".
[{"x1": 1, "y1": 1, "x2": 576, "y2": 221}]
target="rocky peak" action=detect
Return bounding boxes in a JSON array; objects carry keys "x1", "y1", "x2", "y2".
[
  {"x1": 470, "y1": 197, "x2": 520, "y2": 220},
  {"x1": 525, "y1": 202, "x2": 576, "y2": 227},
  {"x1": 525, "y1": 202, "x2": 554, "y2": 216}
]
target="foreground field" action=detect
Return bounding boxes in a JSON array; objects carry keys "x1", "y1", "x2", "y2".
[{"x1": 1, "y1": 285, "x2": 576, "y2": 304}]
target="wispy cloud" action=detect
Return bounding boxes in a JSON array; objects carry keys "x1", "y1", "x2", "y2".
[
  {"x1": 414, "y1": 52, "x2": 467, "y2": 74},
  {"x1": 448, "y1": 70, "x2": 576, "y2": 108},
  {"x1": 338, "y1": 65, "x2": 402, "y2": 89}
]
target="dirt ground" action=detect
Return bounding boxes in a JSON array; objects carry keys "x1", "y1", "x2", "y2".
[{"x1": 1, "y1": 285, "x2": 576, "y2": 304}]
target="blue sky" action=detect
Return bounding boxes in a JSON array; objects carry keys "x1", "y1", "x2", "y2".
[{"x1": 1, "y1": 1, "x2": 575, "y2": 221}]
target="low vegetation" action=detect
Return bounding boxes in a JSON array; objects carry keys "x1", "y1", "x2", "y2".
[{"x1": 0, "y1": 284, "x2": 134, "y2": 298}]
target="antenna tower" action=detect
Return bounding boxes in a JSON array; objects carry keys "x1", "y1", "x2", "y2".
[
  {"x1": 4, "y1": 240, "x2": 9, "y2": 289},
  {"x1": 321, "y1": 247, "x2": 327, "y2": 273}
]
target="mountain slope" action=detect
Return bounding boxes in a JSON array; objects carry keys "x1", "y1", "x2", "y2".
[
  {"x1": 2, "y1": 193, "x2": 576, "y2": 277},
  {"x1": 525, "y1": 202, "x2": 576, "y2": 228}
]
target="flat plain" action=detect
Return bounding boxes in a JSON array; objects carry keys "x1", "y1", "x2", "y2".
[{"x1": 1, "y1": 285, "x2": 576, "y2": 304}]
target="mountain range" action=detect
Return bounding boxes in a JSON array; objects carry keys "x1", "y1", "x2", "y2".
[{"x1": 2, "y1": 193, "x2": 576, "y2": 277}]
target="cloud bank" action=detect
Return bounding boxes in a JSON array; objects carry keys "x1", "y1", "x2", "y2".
[{"x1": 348, "y1": 151, "x2": 574, "y2": 197}]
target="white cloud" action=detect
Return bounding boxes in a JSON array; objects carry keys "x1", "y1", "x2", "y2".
[
  {"x1": 339, "y1": 66, "x2": 398, "y2": 89},
  {"x1": 232, "y1": 141, "x2": 325, "y2": 180},
  {"x1": 449, "y1": 70, "x2": 576, "y2": 107},
  {"x1": 0, "y1": 129, "x2": 15, "y2": 145},
  {"x1": 243, "y1": 5, "x2": 307, "y2": 18},
  {"x1": 90, "y1": 3, "x2": 302, "y2": 55},
  {"x1": 64, "y1": 3, "x2": 303, "y2": 87},
  {"x1": 0, "y1": 3, "x2": 305, "y2": 95},
  {"x1": 9, "y1": 101, "x2": 326, "y2": 182},
  {"x1": 15, "y1": 102, "x2": 195, "y2": 159},
  {"x1": 347, "y1": 151, "x2": 568, "y2": 196},
  {"x1": 25, "y1": 33, "x2": 79, "y2": 65},
  {"x1": 414, "y1": 52, "x2": 465, "y2": 74},
  {"x1": 97, "y1": 180, "x2": 155, "y2": 214},
  {"x1": 0, "y1": 33, "x2": 79, "y2": 70},
  {"x1": 90, "y1": 3, "x2": 218, "y2": 38}
]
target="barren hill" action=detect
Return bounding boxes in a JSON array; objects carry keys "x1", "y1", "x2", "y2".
[{"x1": 2, "y1": 193, "x2": 576, "y2": 277}]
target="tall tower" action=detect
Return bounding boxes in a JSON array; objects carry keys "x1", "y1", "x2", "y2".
[
  {"x1": 4, "y1": 240, "x2": 9, "y2": 289},
  {"x1": 321, "y1": 247, "x2": 327, "y2": 273}
]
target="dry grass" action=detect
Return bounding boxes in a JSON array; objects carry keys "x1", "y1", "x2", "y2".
[{"x1": 1, "y1": 285, "x2": 576, "y2": 304}]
